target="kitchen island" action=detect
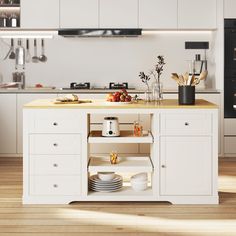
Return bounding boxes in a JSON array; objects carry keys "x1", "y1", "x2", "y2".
[{"x1": 23, "y1": 99, "x2": 218, "y2": 205}]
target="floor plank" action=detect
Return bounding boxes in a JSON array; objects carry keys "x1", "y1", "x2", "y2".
[{"x1": 0, "y1": 157, "x2": 236, "y2": 235}]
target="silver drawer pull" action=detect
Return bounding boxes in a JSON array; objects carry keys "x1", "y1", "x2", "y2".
[
  {"x1": 53, "y1": 122, "x2": 58, "y2": 126},
  {"x1": 53, "y1": 143, "x2": 58, "y2": 147},
  {"x1": 161, "y1": 165, "x2": 166, "y2": 168},
  {"x1": 53, "y1": 184, "x2": 58, "y2": 188},
  {"x1": 185, "y1": 122, "x2": 189, "y2": 126},
  {"x1": 53, "y1": 163, "x2": 58, "y2": 167}
]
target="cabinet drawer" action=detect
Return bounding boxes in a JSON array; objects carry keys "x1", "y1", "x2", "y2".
[
  {"x1": 30, "y1": 176, "x2": 80, "y2": 195},
  {"x1": 160, "y1": 113, "x2": 212, "y2": 135},
  {"x1": 29, "y1": 134, "x2": 81, "y2": 155},
  {"x1": 28, "y1": 109, "x2": 82, "y2": 133},
  {"x1": 30, "y1": 155, "x2": 80, "y2": 175}
]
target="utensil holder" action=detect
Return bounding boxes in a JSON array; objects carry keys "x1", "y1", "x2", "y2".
[{"x1": 178, "y1": 86, "x2": 195, "y2": 105}]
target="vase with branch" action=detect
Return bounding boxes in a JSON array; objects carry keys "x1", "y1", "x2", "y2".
[
  {"x1": 139, "y1": 72, "x2": 151, "y2": 102},
  {"x1": 151, "y1": 55, "x2": 165, "y2": 101}
]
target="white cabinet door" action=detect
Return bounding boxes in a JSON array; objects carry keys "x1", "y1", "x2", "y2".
[
  {"x1": 139, "y1": 0, "x2": 177, "y2": 29},
  {"x1": 100, "y1": 0, "x2": 138, "y2": 28},
  {"x1": 60, "y1": 0, "x2": 99, "y2": 28},
  {"x1": 21, "y1": 0, "x2": 59, "y2": 29},
  {"x1": 160, "y1": 136, "x2": 212, "y2": 195},
  {"x1": 0, "y1": 94, "x2": 17, "y2": 154},
  {"x1": 178, "y1": 0, "x2": 217, "y2": 29},
  {"x1": 224, "y1": 0, "x2": 236, "y2": 18},
  {"x1": 17, "y1": 94, "x2": 57, "y2": 154}
]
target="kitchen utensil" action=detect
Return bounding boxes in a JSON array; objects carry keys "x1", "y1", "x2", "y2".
[
  {"x1": 171, "y1": 74, "x2": 181, "y2": 85},
  {"x1": 6, "y1": 38, "x2": 16, "y2": 60},
  {"x1": 102, "y1": 117, "x2": 120, "y2": 137},
  {"x1": 15, "y1": 39, "x2": 25, "y2": 70},
  {"x1": 25, "y1": 39, "x2": 31, "y2": 63},
  {"x1": 199, "y1": 70, "x2": 208, "y2": 81},
  {"x1": 32, "y1": 39, "x2": 39, "y2": 63},
  {"x1": 39, "y1": 39, "x2": 47, "y2": 62},
  {"x1": 97, "y1": 172, "x2": 115, "y2": 181}
]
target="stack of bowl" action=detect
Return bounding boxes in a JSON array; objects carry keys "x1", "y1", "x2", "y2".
[{"x1": 130, "y1": 173, "x2": 148, "y2": 191}]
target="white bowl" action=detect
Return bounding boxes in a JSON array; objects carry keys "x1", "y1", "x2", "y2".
[
  {"x1": 130, "y1": 180, "x2": 148, "y2": 192},
  {"x1": 97, "y1": 172, "x2": 115, "y2": 181},
  {"x1": 131, "y1": 172, "x2": 148, "y2": 182}
]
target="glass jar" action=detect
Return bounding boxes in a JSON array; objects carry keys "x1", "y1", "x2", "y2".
[
  {"x1": 152, "y1": 80, "x2": 163, "y2": 101},
  {"x1": 144, "y1": 88, "x2": 151, "y2": 103},
  {"x1": 133, "y1": 121, "x2": 143, "y2": 137}
]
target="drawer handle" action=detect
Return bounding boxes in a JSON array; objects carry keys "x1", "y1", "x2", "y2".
[
  {"x1": 53, "y1": 122, "x2": 58, "y2": 126},
  {"x1": 53, "y1": 184, "x2": 58, "y2": 188},
  {"x1": 53, "y1": 143, "x2": 58, "y2": 147},
  {"x1": 185, "y1": 122, "x2": 189, "y2": 126},
  {"x1": 161, "y1": 165, "x2": 166, "y2": 168},
  {"x1": 53, "y1": 163, "x2": 58, "y2": 167}
]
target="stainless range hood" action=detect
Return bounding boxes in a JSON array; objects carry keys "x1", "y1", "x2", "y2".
[{"x1": 58, "y1": 29, "x2": 142, "y2": 37}]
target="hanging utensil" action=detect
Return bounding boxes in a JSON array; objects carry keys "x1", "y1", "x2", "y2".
[
  {"x1": 25, "y1": 39, "x2": 31, "y2": 63},
  {"x1": 15, "y1": 39, "x2": 25, "y2": 70},
  {"x1": 32, "y1": 39, "x2": 39, "y2": 63},
  {"x1": 39, "y1": 39, "x2": 47, "y2": 62},
  {"x1": 7, "y1": 38, "x2": 16, "y2": 60}
]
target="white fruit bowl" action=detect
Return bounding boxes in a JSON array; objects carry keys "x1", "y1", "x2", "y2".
[{"x1": 97, "y1": 172, "x2": 115, "y2": 181}]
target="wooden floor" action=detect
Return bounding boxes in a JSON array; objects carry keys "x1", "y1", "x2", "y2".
[{"x1": 0, "y1": 157, "x2": 236, "y2": 236}]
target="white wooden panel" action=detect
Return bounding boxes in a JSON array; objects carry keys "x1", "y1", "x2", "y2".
[
  {"x1": 60, "y1": 0, "x2": 99, "y2": 28},
  {"x1": 224, "y1": 119, "x2": 236, "y2": 135},
  {"x1": 0, "y1": 94, "x2": 17, "y2": 154},
  {"x1": 160, "y1": 113, "x2": 212, "y2": 135},
  {"x1": 178, "y1": 0, "x2": 217, "y2": 29},
  {"x1": 224, "y1": 137, "x2": 236, "y2": 154},
  {"x1": 160, "y1": 136, "x2": 212, "y2": 195},
  {"x1": 90, "y1": 143, "x2": 138, "y2": 154},
  {"x1": 100, "y1": 0, "x2": 138, "y2": 28},
  {"x1": 29, "y1": 109, "x2": 83, "y2": 134},
  {"x1": 17, "y1": 94, "x2": 57, "y2": 154},
  {"x1": 90, "y1": 114, "x2": 139, "y2": 124},
  {"x1": 30, "y1": 176, "x2": 80, "y2": 195},
  {"x1": 30, "y1": 155, "x2": 80, "y2": 175},
  {"x1": 224, "y1": 0, "x2": 236, "y2": 18},
  {"x1": 21, "y1": 0, "x2": 59, "y2": 29},
  {"x1": 139, "y1": 0, "x2": 177, "y2": 29},
  {"x1": 29, "y1": 134, "x2": 81, "y2": 155}
]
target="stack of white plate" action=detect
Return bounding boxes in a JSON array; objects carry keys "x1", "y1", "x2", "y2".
[{"x1": 89, "y1": 174, "x2": 123, "y2": 192}]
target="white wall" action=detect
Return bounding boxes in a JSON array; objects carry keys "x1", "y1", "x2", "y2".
[{"x1": 0, "y1": 32, "x2": 216, "y2": 90}]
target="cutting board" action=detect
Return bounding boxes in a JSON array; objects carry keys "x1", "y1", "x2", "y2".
[{"x1": 54, "y1": 100, "x2": 92, "y2": 104}]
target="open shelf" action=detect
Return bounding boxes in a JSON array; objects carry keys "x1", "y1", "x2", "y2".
[
  {"x1": 0, "y1": 4, "x2": 20, "y2": 7},
  {"x1": 88, "y1": 155, "x2": 153, "y2": 172},
  {"x1": 88, "y1": 130, "x2": 153, "y2": 144},
  {"x1": 88, "y1": 186, "x2": 153, "y2": 199}
]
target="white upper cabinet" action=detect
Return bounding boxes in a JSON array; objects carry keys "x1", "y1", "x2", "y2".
[
  {"x1": 139, "y1": 0, "x2": 177, "y2": 29},
  {"x1": 100, "y1": 0, "x2": 138, "y2": 28},
  {"x1": 21, "y1": 0, "x2": 59, "y2": 29},
  {"x1": 224, "y1": 0, "x2": 236, "y2": 18},
  {"x1": 60, "y1": 0, "x2": 99, "y2": 28},
  {"x1": 178, "y1": 0, "x2": 217, "y2": 29}
]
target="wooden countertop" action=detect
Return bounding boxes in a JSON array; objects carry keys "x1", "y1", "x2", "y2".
[{"x1": 24, "y1": 99, "x2": 218, "y2": 109}]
